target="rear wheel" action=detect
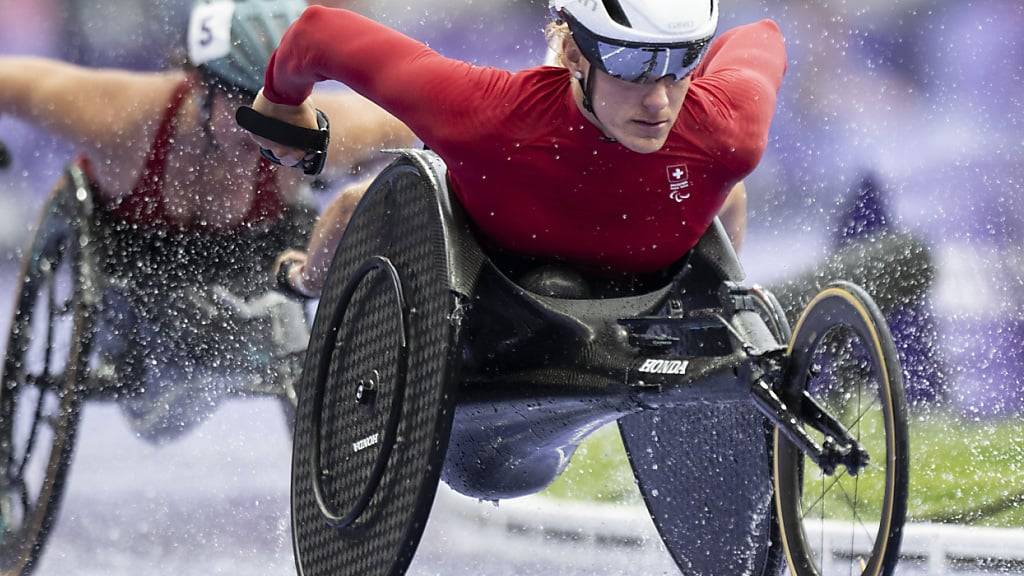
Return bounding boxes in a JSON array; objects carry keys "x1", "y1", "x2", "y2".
[
  {"x1": 0, "y1": 186, "x2": 93, "y2": 574},
  {"x1": 773, "y1": 282, "x2": 909, "y2": 576},
  {"x1": 291, "y1": 156, "x2": 460, "y2": 576}
]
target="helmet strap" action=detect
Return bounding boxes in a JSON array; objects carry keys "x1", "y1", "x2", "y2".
[
  {"x1": 200, "y1": 78, "x2": 220, "y2": 155},
  {"x1": 577, "y1": 69, "x2": 617, "y2": 143},
  {"x1": 578, "y1": 70, "x2": 595, "y2": 115}
]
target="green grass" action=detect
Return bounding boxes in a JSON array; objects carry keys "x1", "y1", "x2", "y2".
[
  {"x1": 543, "y1": 410, "x2": 1024, "y2": 528},
  {"x1": 906, "y1": 412, "x2": 1024, "y2": 527},
  {"x1": 542, "y1": 424, "x2": 642, "y2": 504}
]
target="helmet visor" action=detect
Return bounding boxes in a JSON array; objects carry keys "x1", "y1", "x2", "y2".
[
  {"x1": 594, "y1": 40, "x2": 710, "y2": 83},
  {"x1": 560, "y1": 11, "x2": 713, "y2": 83}
]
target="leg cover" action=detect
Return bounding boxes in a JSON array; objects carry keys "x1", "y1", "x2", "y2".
[{"x1": 620, "y1": 403, "x2": 782, "y2": 576}]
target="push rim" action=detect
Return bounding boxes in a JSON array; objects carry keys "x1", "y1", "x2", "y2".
[{"x1": 309, "y1": 256, "x2": 409, "y2": 528}]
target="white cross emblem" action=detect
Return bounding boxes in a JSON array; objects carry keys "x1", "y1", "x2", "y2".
[{"x1": 665, "y1": 164, "x2": 690, "y2": 201}]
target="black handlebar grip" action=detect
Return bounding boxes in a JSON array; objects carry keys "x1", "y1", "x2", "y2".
[
  {"x1": 0, "y1": 140, "x2": 10, "y2": 170},
  {"x1": 235, "y1": 106, "x2": 330, "y2": 176}
]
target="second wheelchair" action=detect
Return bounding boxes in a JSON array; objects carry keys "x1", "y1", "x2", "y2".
[{"x1": 0, "y1": 162, "x2": 314, "y2": 575}]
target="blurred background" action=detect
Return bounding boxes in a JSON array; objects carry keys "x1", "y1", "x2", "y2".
[
  {"x1": 5, "y1": 0, "x2": 1024, "y2": 413},
  {"x1": 1, "y1": 0, "x2": 1023, "y2": 573}
]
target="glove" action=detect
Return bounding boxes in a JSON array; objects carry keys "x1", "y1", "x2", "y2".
[{"x1": 275, "y1": 251, "x2": 318, "y2": 300}]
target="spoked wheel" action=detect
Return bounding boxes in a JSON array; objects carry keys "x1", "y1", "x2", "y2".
[
  {"x1": 0, "y1": 185, "x2": 93, "y2": 574},
  {"x1": 774, "y1": 282, "x2": 909, "y2": 576}
]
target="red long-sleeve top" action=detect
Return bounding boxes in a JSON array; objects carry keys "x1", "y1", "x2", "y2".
[{"x1": 265, "y1": 7, "x2": 786, "y2": 274}]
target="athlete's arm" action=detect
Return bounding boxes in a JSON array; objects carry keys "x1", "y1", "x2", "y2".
[
  {"x1": 255, "y1": 6, "x2": 510, "y2": 157},
  {"x1": 718, "y1": 181, "x2": 747, "y2": 252},
  {"x1": 0, "y1": 57, "x2": 168, "y2": 154},
  {"x1": 274, "y1": 178, "x2": 370, "y2": 296},
  {"x1": 689, "y1": 19, "x2": 787, "y2": 172},
  {"x1": 309, "y1": 91, "x2": 416, "y2": 176}
]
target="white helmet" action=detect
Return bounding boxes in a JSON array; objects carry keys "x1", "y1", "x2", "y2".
[{"x1": 550, "y1": 0, "x2": 718, "y2": 84}]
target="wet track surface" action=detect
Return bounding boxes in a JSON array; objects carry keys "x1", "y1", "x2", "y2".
[
  {"x1": 0, "y1": 254, "x2": 1019, "y2": 576},
  {"x1": 29, "y1": 402, "x2": 684, "y2": 576},
  {"x1": 26, "y1": 404, "x2": 1006, "y2": 576},
  {"x1": 0, "y1": 260, "x2": 685, "y2": 576}
]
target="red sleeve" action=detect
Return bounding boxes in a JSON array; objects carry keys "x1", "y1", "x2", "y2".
[
  {"x1": 687, "y1": 19, "x2": 787, "y2": 173},
  {"x1": 264, "y1": 6, "x2": 513, "y2": 150}
]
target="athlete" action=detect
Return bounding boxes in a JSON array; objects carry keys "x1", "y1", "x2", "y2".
[
  {"x1": 0, "y1": 0, "x2": 414, "y2": 439},
  {"x1": 250, "y1": 0, "x2": 784, "y2": 296},
  {"x1": 0, "y1": 0, "x2": 410, "y2": 232}
]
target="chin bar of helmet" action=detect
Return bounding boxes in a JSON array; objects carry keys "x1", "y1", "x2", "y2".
[{"x1": 235, "y1": 105, "x2": 330, "y2": 176}]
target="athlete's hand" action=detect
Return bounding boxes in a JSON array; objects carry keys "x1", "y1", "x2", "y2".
[
  {"x1": 273, "y1": 249, "x2": 319, "y2": 299},
  {"x1": 248, "y1": 90, "x2": 320, "y2": 168}
]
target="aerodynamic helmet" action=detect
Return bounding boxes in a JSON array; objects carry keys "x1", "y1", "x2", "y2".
[
  {"x1": 549, "y1": 0, "x2": 719, "y2": 83},
  {"x1": 187, "y1": 0, "x2": 306, "y2": 95}
]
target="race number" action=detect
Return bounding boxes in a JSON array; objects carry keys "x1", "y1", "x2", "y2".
[{"x1": 187, "y1": 1, "x2": 236, "y2": 65}]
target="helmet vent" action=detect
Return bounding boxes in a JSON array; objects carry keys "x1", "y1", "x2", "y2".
[{"x1": 601, "y1": 0, "x2": 632, "y2": 28}]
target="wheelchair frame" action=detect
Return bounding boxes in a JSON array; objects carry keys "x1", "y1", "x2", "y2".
[{"x1": 290, "y1": 149, "x2": 909, "y2": 576}]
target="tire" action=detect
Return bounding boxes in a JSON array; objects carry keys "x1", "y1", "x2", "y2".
[
  {"x1": 773, "y1": 282, "x2": 909, "y2": 576},
  {"x1": 0, "y1": 185, "x2": 93, "y2": 575}
]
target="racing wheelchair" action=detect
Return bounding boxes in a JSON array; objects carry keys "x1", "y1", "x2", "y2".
[
  {"x1": 0, "y1": 162, "x2": 314, "y2": 574},
  {"x1": 289, "y1": 150, "x2": 910, "y2": 576}
]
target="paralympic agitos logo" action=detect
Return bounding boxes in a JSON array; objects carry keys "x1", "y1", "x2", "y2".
[
  {"x1": 638, "y1": 358, "x2": 690, "y2": 375},
  {"x1": 666, "y1": 164, "x2": 691, "y2": 202}
]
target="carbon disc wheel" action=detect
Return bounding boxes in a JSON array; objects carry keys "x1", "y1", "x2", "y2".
[
  {"x1": 291, "y1": 158, "x2": 460, "y2": 576},
  {"x1": 774, "y1": 282, "x2": 909, "y2": 576},
  {"x1": 1, "y1": 186, "x2": 92, "y2": 575}
]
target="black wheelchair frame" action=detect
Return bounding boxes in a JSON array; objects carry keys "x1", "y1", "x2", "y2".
[
  {"x1": 290, "y1": 150, "x2": 910, "y2": 576},
  {"x1": 0, "y1": 163, "x2": 314, "y2": 574}
]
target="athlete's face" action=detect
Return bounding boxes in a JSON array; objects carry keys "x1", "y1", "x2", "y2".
[
  {"x1": 585, "y1": 60, "x2": 691, "y2": 154},
  {"x1": 563, "y1": 37, "x2": 691, "y2": 154}
]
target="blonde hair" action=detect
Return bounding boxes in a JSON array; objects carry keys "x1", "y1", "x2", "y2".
[{"x1": 544, "y1": 21, "x2": 572, "y2": 68}]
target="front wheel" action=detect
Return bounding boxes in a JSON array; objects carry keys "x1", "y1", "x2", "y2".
[{"x1": 773, "y1": 282, "x2": 909, "y2": 576}]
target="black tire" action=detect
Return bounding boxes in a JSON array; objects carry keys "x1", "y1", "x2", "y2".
[
  {"x1": 773, "y1": 282, "x2": 909, "y2": 576},
  {"x1": 0, "y1": 184, "x2": 93, "y2": 575}
]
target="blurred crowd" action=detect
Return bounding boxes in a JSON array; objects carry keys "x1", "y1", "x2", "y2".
[{"x1": 1, "y1": 0, "x2": 1022, "y2": 414}]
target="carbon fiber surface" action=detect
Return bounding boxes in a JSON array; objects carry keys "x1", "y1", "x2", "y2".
[
  {"x1": 292, "y1": 159, "x2": 458, "y2": 576},
  {"x1": 619, "y1": 400, "x2": 781, "y2": 576},
  {"x1": 315, "y1": 260, "x2": 405, "y2": 526}
]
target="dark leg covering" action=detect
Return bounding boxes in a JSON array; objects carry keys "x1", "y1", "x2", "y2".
[{"x1": 620, "y1": 403, "x2": 782, "y2": 576}]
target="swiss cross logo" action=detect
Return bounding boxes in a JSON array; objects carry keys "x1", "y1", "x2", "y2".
[{"x1": 666, "y1": 164, "x2": 691, "y2": 202}]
